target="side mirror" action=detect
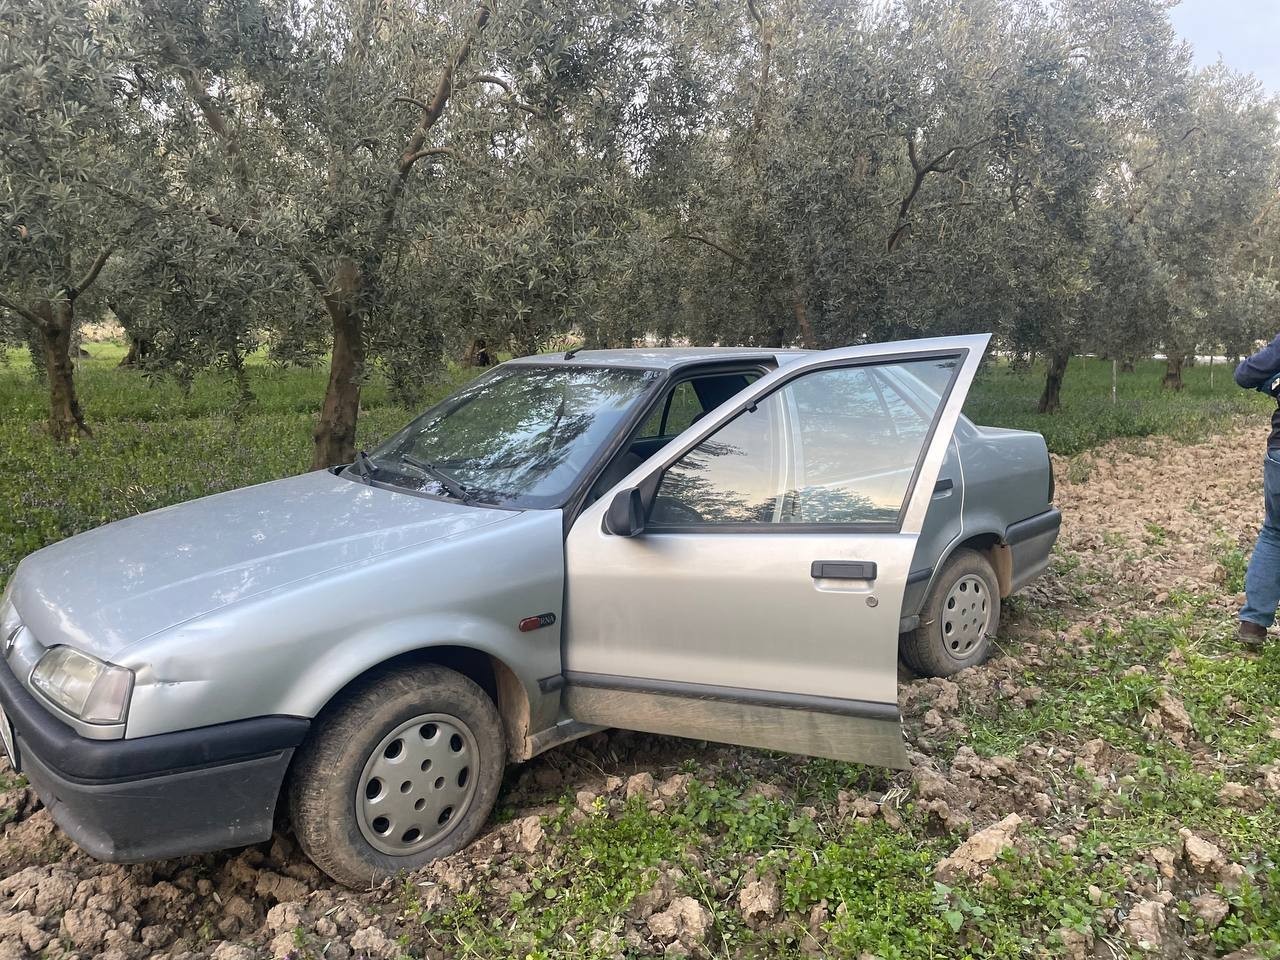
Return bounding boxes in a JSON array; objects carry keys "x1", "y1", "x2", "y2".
[{"x1": 603, "y1": 487, "x2": 646, "y2": 537}]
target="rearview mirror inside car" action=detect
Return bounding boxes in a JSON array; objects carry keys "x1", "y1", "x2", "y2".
[{"x1": 603, "y1": 487, "x2": 646, "y2": 537}]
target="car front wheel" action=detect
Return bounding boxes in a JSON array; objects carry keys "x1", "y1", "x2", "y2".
[
  {"x1": 287, "y1": 664, "x2": 505, "y2": 887},
  {"x1": 901, "y1": 548, "x2": 1000, "y2": 677}
]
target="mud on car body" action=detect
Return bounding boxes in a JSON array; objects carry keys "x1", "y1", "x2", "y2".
[{"x1": 0, "y1": 335, "x2": 1060, "y2": 886}]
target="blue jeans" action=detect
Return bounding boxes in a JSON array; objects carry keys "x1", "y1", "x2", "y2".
[{"x1": 1242, "y1": 450, "x2": 1280, "y2": 627}]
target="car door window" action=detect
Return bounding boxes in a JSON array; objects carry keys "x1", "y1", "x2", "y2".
[{"x1": 649, "y1": 358, "x2": 957, "y2": 527}]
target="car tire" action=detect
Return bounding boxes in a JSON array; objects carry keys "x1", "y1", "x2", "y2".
[
  {"x1": 901, "y1": 548, "x2": 1000, "y2": 677},
  {"x1": 287, "y1": 664, "x2": 505, "y2": 888}
]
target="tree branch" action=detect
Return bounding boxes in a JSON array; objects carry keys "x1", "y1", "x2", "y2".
[
  {"x1": 375, "y1": 0, "x2": 493, "y2": 259},
  {"x1": 292, "y1": 254, "x2": 334, "y2": 303},
  {"x1": 465, "y1": 73, "x2": 514, "y2": 96},
  {"x1": 393, "y1": 95, "x2": 430, "y2": 112},
  {"x1": 409, "y1": 1, "x2": 493, "y2": 150},
  {"x1": 1251, "y1": 191, "x2": 1280, "y2": 228},
  {"x1": 661, "y1": 233, "x2": 747, "y2": 267},
  {"x1": 746, "y1": 0, "x2": 773, "y2": 145},
  {"x1": 1129, "y1": 125, "x2": 1203, "y2": 179},
  {"x1": 182, "y1": 68, "x2": 252, "y2": 186},
  {"x1": 511, "y1": 100, "x2": 545, "y2": 118},
  {"x1": 403, "y1": 146, "x2": 457, "y2": 165},
  {"x1": 0, "y1": 292, "x2": 42, "y2": 328},
  {"x1": 204, "y1": 211, "x2": 331, "y2": 303},
  {"x1": 67, "y1": 246, "x2": 115, "y2": 300},
  {"x1": 889, "y1": 132, "x2": 991, "y2": 251},
  {"x1": 204, "y1": 211, "x2": 260, "y2": 238},
  {"x1": 460, "y1": 72, "x2": 545, "y2": 118}
]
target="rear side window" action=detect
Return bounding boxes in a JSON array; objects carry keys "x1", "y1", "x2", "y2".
[
  {"x1": 648, "y1": 357, "x2": 958, "y2": 527},
  {"x1": 637, "y1": 381, "x2": 702, "y2": 438},
  {"x1": 636, "y1": 372, "x2": 759, "y2": 440}
]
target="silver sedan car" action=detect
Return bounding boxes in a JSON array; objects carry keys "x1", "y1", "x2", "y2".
[{"x1": 0, "y1": 335, "x2": 1059, "y2": 885}]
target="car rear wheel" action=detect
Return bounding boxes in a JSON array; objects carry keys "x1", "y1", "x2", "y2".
[
  {"x1": 288, "y1": 664, "x2": 504, "y2": 887},
  {"x1": 901, "y1": 548, "x2": 1000, "y2": 677}
]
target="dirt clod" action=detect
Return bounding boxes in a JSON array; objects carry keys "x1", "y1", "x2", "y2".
[
  {"x1": 647, "y1": 895, "x2": 712, "y2": 946},
  {"x1": 738, "y1": 872, "x2": 781, "y2": 925},
  {"x1": 1191, "y1": 892, "x2": 1231, "y2": 929},
  {"x1": 625, "y1": 772, "x2": 656, "y2": 799},
  {"x1": 934, "y1": 813, "x2": 1021, "y2": 883},
  {"x1": 1218, "y1": 781, "x2": 1265, "y2": 811},
  {"x1": 1123, "y1": 899, "x2": 1167, "y2": 952},
  {"x1": 1180, "y1": 829, "x2": 1225, "y2": 874},
  {"x1": 210, "y1": 944, "x2": 259, "y2": 960}
]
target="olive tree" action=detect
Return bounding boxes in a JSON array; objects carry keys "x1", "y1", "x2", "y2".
[
  {"x1": 1148, "y1": 67, "x2": 1279, "y2": 388},
  {"x1": 0, "y1": 0, "x2": 154, "y2": 438},
  {"x1": 130, "y1": 0, "x2": 599, "y2": 467}
]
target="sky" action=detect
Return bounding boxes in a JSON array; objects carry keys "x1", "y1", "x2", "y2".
[{"x1": 1168, "y1": 0, "x2": 1280, "y2": 92}]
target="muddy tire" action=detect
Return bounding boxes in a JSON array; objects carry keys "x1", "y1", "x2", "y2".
[
  {"x1": 287, "y1": 664, "x2": 505, "y2": 887},
  {"x1": 901, "y1": 548, "x2": 1000, "y2": 677}
]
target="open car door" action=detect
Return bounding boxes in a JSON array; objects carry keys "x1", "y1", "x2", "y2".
[{"x1": 562, "y1": 335, "x2": 989, "y2": 768}]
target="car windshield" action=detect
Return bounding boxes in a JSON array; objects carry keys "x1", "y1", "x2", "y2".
[{"x1": 359, "y1": 364, "x2": 658, "y2": 508}]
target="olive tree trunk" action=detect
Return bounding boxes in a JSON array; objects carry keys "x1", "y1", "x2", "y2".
[
  {"x1": 1037, "y1": 349, "x2": 1070, "y2": 414},
  {"x1": 37, "y1": 300, "x2": 91, "y2": 441},
  {"x1": 118, "y1": 335, "x2": 153, "y2": 368},
  {"x1": 311, "y1": 309, "x2": 364, "y2": 469},
  {"x1": 1161, "y1": 354, "x2": 1185, "y2": 391},
  {"x1": 462, "y1": 337, "x2": 496, "y2": 367},
  {"x1": 311, "y1": 260, "x2": 366, "y2": 469}
]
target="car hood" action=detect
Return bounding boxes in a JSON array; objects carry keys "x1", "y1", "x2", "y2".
[{"x1": 10, "y1": 471, "x2": 514, "y2": 662}]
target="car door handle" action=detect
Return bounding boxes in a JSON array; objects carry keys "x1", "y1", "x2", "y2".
[
  {"x1": 810, "y1": 561, "x2": 877, "y2": 581},
  {"x1": 933, "y1": 478, "x2": 954, "y2": 498}
]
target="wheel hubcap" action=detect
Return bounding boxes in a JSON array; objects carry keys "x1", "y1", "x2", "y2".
[
  {"x1": 941, "y1": 574, "x2": 991, "y2": 659},
  {"x1": 356, "y1": 713, "x2": 479, "y2": 856}
]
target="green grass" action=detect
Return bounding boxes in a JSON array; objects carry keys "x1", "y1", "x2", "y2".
[
  {"x1": 960, "y1": 595, "x2": 1280, "y2": 901},
  {"x1": 965, "y1": 355, "x2": 1271, "y2": 456},
  {"x1": 412, "y1": 781, "x2": 1131, "y2": 960}
]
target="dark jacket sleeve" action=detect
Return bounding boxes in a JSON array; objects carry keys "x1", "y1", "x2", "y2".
[{"x1": 1235, "y1": 334, "x2": 1280, "y2": 390}]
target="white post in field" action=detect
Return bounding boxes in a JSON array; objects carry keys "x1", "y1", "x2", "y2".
[{"x1": 1111, "y1": 358, "x2": 1117, "y2": 404}]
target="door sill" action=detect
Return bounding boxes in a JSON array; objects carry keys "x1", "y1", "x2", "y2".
[{"x1": 563, "y1": 680, "x2": 907, "y2": 769}]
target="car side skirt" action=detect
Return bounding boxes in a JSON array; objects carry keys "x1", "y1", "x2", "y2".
[{"x1": 563, "y1": 673, "x2": 908, "y2": 769}]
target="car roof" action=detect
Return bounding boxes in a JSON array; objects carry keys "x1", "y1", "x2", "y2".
[{"x1": 508, "y1": 346, "x2": 814, "y2": 370}]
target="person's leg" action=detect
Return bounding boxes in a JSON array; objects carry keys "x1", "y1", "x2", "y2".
[{"x1": 1240, "y1": 451, "x2": 1280, "y2": 638}]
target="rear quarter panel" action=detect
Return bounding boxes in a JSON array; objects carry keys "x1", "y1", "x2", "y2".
[
  {"x1": 957, "y1": 423, "x2": 1052, "y2": 535},
  {"x1": 903, "y1": 422, "x2": 1052, "y2": 619}
]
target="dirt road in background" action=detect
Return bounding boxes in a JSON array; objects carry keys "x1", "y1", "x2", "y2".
[{"x1": 2, "y1": 424, "x2": 1277, "y2": 959}]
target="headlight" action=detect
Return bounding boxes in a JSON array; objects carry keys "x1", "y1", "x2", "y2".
[{"x1": 30, "y1": 646, "x2": 134, "y2": 724}]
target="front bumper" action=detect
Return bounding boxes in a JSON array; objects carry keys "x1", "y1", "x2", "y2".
[{"x1": 0, "y1": 653, "x2": 309, "y2": 863}]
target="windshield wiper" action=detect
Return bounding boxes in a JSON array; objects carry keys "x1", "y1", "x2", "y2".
[
  {"x1": 351, "y1": 450, "x2": 379, "y2": 485},
  {"x1": 400, "y1": 453, "x2": 471, "y2": 502}
]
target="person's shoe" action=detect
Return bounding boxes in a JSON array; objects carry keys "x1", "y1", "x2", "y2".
[{"x1": 1238, "y1": 620, "x2": 1268, "y2": 650}]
